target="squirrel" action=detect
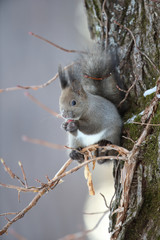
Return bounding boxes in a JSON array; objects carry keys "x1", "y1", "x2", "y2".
[
  {"x1": 73, "y1": 45, "x2": 126, "y2": 114},
  {"x1": 58, "y1": 65, "x2": 123, "y2": 163}
]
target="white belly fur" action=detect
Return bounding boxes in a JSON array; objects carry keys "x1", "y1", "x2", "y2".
[{"x1": 77, "y1": 129, "x2": 106, "y2": 147}]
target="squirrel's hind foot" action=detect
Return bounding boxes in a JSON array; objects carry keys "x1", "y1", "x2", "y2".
[{"x1": 69, "y1": 148, "x2": 84, "y2": 163}]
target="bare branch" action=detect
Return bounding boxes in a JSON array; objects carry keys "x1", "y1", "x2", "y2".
[
  {"x1": 116, "y1": 84, "x2": 127, "y2": 93},
  {"x1": 100, "y1": 193, "x2": 110, "y2": 209},
  {"x1": 1, "y1": 159, "x2": 25, "y2": 186},
  {"x1": 122, "y1": 136, "x2": 135, "y2": 144},
  {"x1": 18, "y1": 162, "x2": 28, "y2": 188},
  {"x1": 22, "y1": 136, "x2": 64, "y2": 150},
  {"x1": 0, "y1": 182, "x2": 39, "y2": 193},
  {"x1": 0, "y1": 63, "x2": 73, "y2": 93},
  {"x1": 0, "y1": 212, "x2": 20, "y2": 217},
  {"x1": 29, "y1": 32, "x2": 87, "y2": 54},
  {"x1": 132, "y1": 121, "x2": 160, "y2": 126},
  {"x1": 25, "y1": 92, "x2": 62, "y2": 118},
  {"x1": 0, "y1": 73, "x2": 58, "y2": 93},
  {"x1": 0, "y1": 143, "x2": 127, "y2": 236},
  {"x1": 118, "y1": 77, "x2": 137, "y2": 107},
  {"x1": 83, "y1": 210, "x2": 108, "y2": 215}
]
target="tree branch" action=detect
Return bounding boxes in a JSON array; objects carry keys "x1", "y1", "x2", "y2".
[{"x1": 0, "y1": 144, "x2": 127, "y2": 235}]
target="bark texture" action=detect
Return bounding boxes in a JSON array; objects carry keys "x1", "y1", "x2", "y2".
[{"x1": 84, "y1": 1, "x2": 160, "y2": 239}]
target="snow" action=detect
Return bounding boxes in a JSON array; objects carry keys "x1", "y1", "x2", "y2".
[
  {"x1": 139, "y1": 110, "x2": 144, "y2": 116},
  {"x1": 126, "y1": 115, "x2": 137, "y2": 123},
  {"x1": 126, "y1": 110, "x2": 144, "y2": 124},
  {"x1": 143, "y1": 86, "x2": 157, "y2": 97}
]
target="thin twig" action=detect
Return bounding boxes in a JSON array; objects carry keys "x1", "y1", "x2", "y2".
[
  {"x1": 86, "y1": 211, "x2": 109, "y2": 234},
  {"x1": 83, "y1": 210, "x2": 108, "y2": 215},
  {"x1": 49, "y1": 156, "x2": 127, "y2": 189},
  {"x1": 0, "y1": 159, "x2": 73, "y2": 235},
  {"x1": 0, "y1": 151, "x2": 126, "y2": 236},
  {"x1": 132, "y1": 121, "x2": 160, "y2": 126},
  {"x1": 116, "y1": 85, "x2": 127, "y2": 93},
  {"x1": 22, "y1": 136, "x2": 64, "y2": 150},
  {"x1": 0, "y1": 182, "x2": 40, "y2": 193},
  {"x1": 25, "y1": 92, "x2": 62, "y2": 118},
  {"x1": 0, "y1": 64, "x2": 73, "y2": 93},
  {"x1": 1, "y1": 159, "x2": 25, "y2": 186},
  {"x1": 0, "y1": 212, "x2": 20, "y2": 217},
  {"x1": 29, "y1": 32, "x2": 87, "y2": 54},
  {"x1": 118, "y1": 77, "x2": 137, "y2": 107},
  {"x1": 18, "y1": 162, "x2": 28, "y2": 188},
  {"x1": 122, "y1": 136, "x2": 135, "y2": 144},
  {"x1": 100, "y1": 193, "x2": 110, "y2": 208},
  {"x1": 81, "y1": 144, "x2": 129, "y2": 156},
  {"x1": 0, "y1": 73, "x2": 58, "y2": 93}
]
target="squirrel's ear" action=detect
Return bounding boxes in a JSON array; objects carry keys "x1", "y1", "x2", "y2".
[
  {"x1": 68, "y1": 66, "x2": 85, "y2": 96},
  {"x1": 58, "y1": 65, "x2": 69, "y2": 89}
]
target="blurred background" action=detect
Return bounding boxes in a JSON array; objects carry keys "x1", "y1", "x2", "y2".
[{"x1": 0, "y1": 1, "x2": 114, "y2": 239}]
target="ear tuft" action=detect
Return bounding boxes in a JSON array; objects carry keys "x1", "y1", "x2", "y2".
[
  {"x1": 67, "y1": 66, "x2": 83, "y2": 95},
  {"x1": 58, "y1": 65, "x2": 69, "y2": 89}
]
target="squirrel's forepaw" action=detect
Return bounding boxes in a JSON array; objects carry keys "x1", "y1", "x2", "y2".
[
  {"x1": 69, "y1": 149, "x2": 84, "y2": 163},
  {"x1": 98, "y1": 139, "x2": 112, "y2": 146},
  {"x1": 97, "y1": 139, "x2": 113, "y2": 164},
  {"x1": 62, "y1": 121, "x2": 77, "y2": 132}
]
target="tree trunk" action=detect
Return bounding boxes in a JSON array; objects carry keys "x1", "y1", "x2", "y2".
[{"x1": 84, "y1": 1, "x2": 160, "y2": 239}]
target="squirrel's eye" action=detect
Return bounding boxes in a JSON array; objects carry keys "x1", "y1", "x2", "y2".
[{"x1": 71, "y1": 100, "x2": 76, "y2": 106}]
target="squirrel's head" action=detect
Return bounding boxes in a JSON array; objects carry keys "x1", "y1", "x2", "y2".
[{"x1": 58, "y1": 65, "x2": 87, "y2": 120}]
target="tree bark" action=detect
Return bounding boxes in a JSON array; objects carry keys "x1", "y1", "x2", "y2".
[{"x1": 84, "y1": 1, "x2": 160, "y2": 239}]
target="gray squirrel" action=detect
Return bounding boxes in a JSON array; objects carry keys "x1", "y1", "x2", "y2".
[{"x1": 58, "y1": 64, "x2": 123, "y2": 163}]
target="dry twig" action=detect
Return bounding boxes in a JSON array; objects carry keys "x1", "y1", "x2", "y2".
[
  {"x1": 25, "y1": 92, "x2": 61, "y2": 118},
  {"x1": 0, "y1": 64, "x2": 73, "y2": 93},
  {"x1": 100, "y1": 193, "x2": 110, "y2": 209},
  {"x1": 132, "y1": 121, "x2": 160, "y2": 126},
  {"x1": 29, "y1": 32, "x2": 86, "y2": 54},
  {"x1": 18, "y1": 161, "x2": 28, "y2": 188},
  {"x1": 0, "y1": 144, "x2": 127, "y2": 236},
  {"x1": 0, "y1": 212, "x2": 20, "y2": 217},
  {"x1": 118, "y1": 77, "x2": 137, "y2": 107},
  {"x1": 0, "y1": 73, "x2": 58, "y2": 93},
  {"x1": 22, "y1": 136, "x2": 64, "y2": 150}
]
